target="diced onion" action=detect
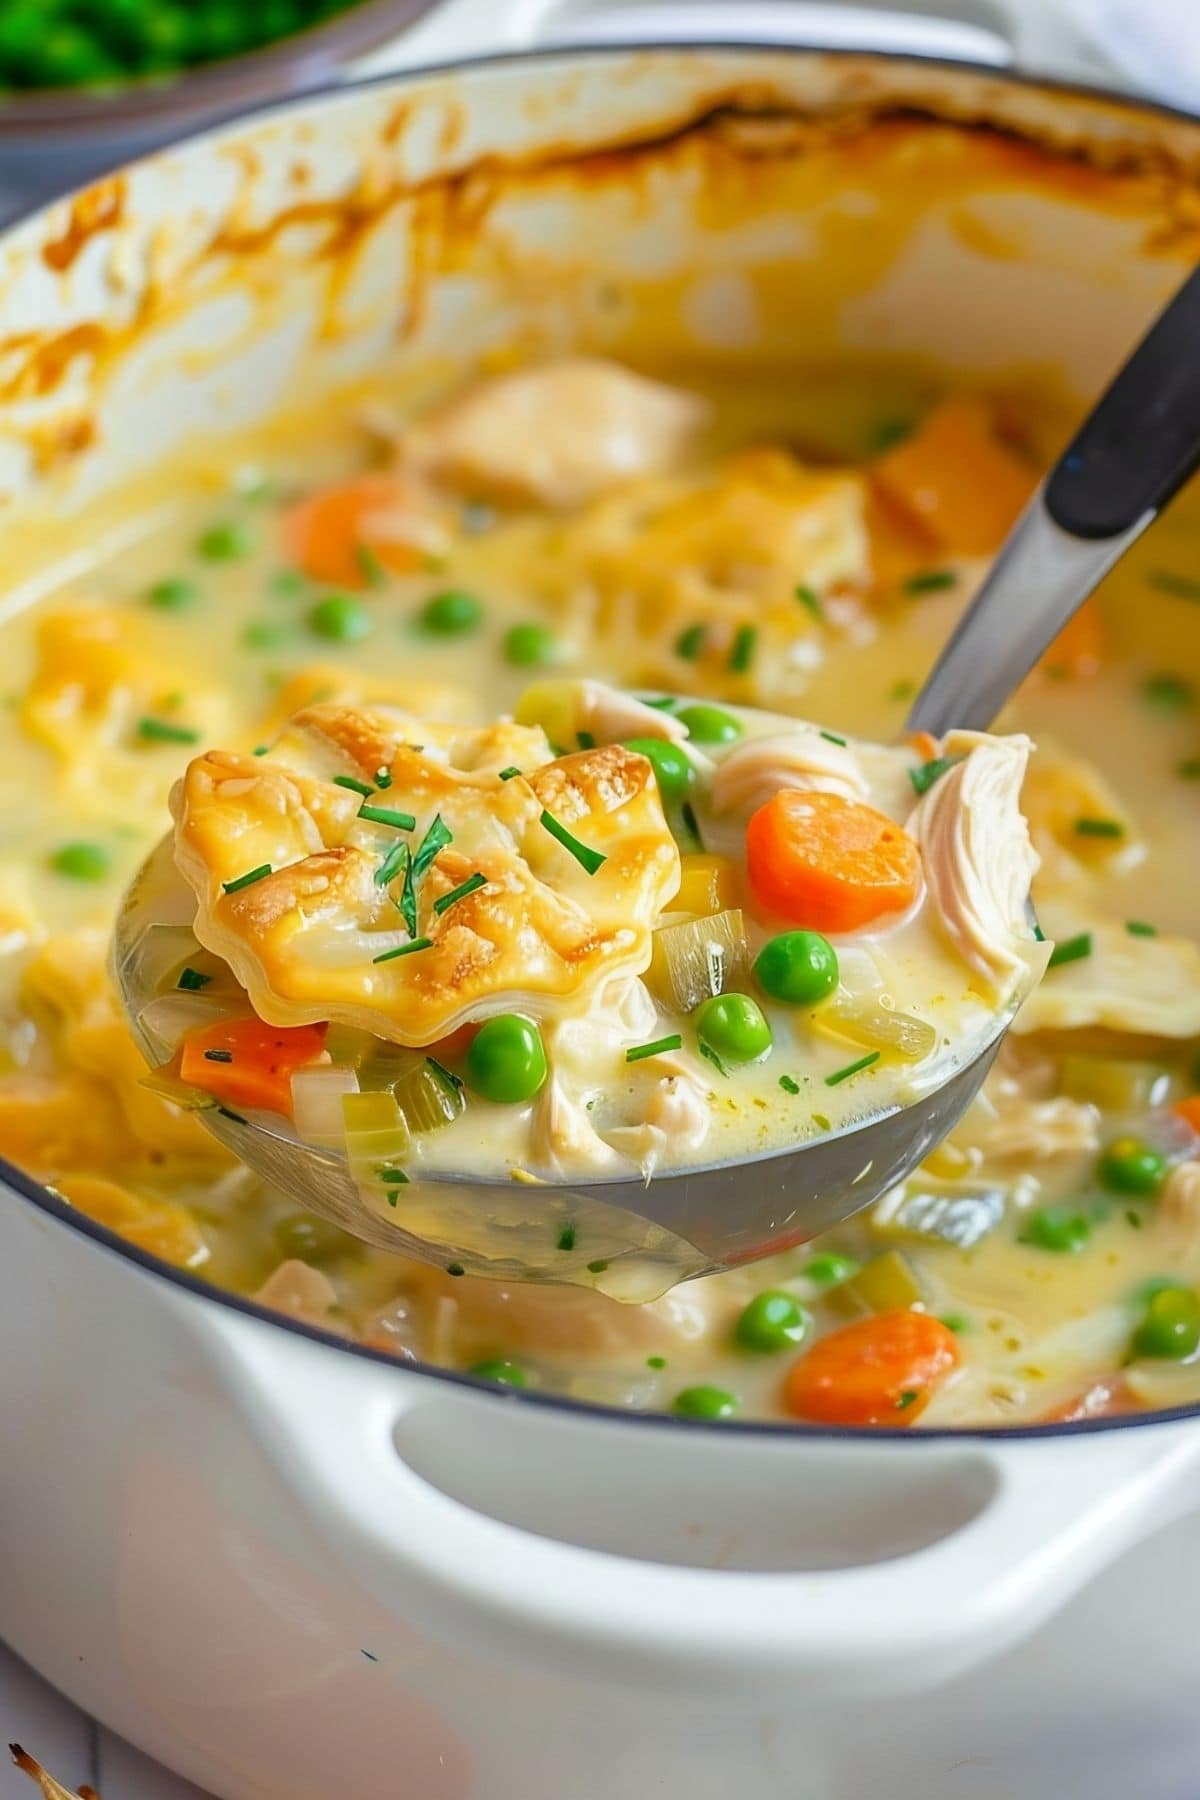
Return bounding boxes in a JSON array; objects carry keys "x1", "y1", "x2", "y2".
[
  {"x1": 816, "y1": 993, "x2": 937, "y2": 1063},
  {"x1": 646, "y1": 908, "x2": 749, "y2": 1013},
  {"x1": 873, "y1": 1184, "x2": 1004, "y2": 1249},
  {"x1": 292, "y1": 1065, "x2": 360, "y2": 1147},
  {"x1": 342, "y1": 1089, "x2": 412, "y2": 1188},
  {"x1": 829, "y1": 1249, "x2": 924, "y2": 1315},
  {"x1": 393, "y1": 1060, "x2": 465, "y2": 1134}
]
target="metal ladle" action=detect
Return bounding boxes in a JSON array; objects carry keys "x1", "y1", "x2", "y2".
[{"x1": 113, "y1": 267, "x2": 1200, "y2": 1297}]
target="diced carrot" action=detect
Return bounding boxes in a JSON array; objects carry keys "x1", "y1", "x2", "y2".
[
  {"x1": 1039, "y1": 600, "x2": 1104, "y2": 680},
  {"x1": 178, "y1": 1017, "x2": 328, "y2": 1116},
  {"x1": 746, "y1": 788, "x2": 921, "y2": 933},
  {"x1": 872, "y1": 397, "x2": 1035, "y2": 555},
  {"x1": 284, "y1": 474, "x2": 432, "y2": 589},
  {"x1": 1038, "y1": 1376, "x2": 1132, "y2": 1424},
  {"x1": 1174, "y1": 1095, "x2": 1200, "y2": 1135},
  {"x1": 784, "y1": 1311, "x2": 960, "y2": 1426},
  {"x1": 905, "y1": 729, "x2": 940, "y2": 763}
]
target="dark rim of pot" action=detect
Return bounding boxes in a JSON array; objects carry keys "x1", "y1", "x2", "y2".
[{"x1": 6, "y1": 39, "x2": 1200, "y2": 1442}]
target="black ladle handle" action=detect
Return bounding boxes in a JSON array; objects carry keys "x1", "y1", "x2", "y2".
[{"x1": 909, "y1": 264, "x2": 1200, "y2": 738}]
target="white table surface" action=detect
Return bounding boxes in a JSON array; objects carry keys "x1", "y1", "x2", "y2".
[{"x1": 0, "y1": 0, "x2": 1180, "y2": 1791}]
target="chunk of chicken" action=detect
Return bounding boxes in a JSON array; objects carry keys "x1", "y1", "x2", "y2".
[
  {"x1": 515, "y1": 677, "x2": 690, "y2": 754},
  {"x1": 908, "y1": 730, "x2": 1045, "y2": 999},
  {"x1": 402, "y1": 357, "x2": 707, "y2": 508},
  {"x1": 253, "y1": 1258, "x2": 340, "y2": 1328},
  {"x1": 1015, "y1": 901, "x2": 1200, "y2": 1038},
  {"x1": 703, "y1": 728, "x2": 869, "y2": 851}
]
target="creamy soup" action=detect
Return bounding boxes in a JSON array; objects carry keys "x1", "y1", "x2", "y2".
[{"x1": 3, "y1": 355, "x2": 1199, "y2": 1427}]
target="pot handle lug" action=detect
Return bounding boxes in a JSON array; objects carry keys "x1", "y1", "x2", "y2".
[{"x1": 214, "y1": 1306, "x2": 1200, "y2": 1698}]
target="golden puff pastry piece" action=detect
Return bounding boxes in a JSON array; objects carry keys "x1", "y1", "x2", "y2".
[{"x1": 172, "y1": 702, "x2": 680, "y2": 1045}]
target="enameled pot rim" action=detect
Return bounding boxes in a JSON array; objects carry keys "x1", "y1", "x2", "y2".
[{"x1": 7, "y1": 38, "x2": 1200, "y2": 1444}]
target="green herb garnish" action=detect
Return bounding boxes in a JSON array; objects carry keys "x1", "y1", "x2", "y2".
[
  {"x1": 904, "y1": 569, "x2": 957, "y2": 595},
  {"x1": 147, "y1": 576, "x2": 198, "y2": 611},
  {"x1": 136, "y1": 716, "x2": 200, "y2": 745},
  {"x1": 1033, "y1": 922, "x2": 1046, "y2": 942},
  {"x1": 1126, "y1": 920, "x2": 1158, "y2": 937},
  {"x1": 556, "y1": 1221, "x2": 577, "y2": 1252},
  {"x1": 375, "y1": 839, "x2": 410, "y2": 893},
  {"x1": 271, "y1": 568, "x2": 306, "y2": 598},
  {"x1": 539, "y1": 809, "x2": 606, "y2": 875},
  {"x1": 50, "y1": 841, "x2": 110, "y2": 881},
  {"x1": 1073, "y1": 816, "x2": 1124, "y2": 839},
  {"x1": 204, "y1": 1048, "x2": 234, "y2": 1063},
  {"x1": 360, "y1": 804, "x2": 417, "y2": 830},
  {"x1": 576, "y1": 730, "x2": 596, "y2": 750},
  {"x1": 698, "y1": 1041, "x2": 728, "y2": 1078},
  {"x1": 1148, "y1": 570, "x2": 1200, "y2": 602},
  {"x1": 625, "y1": 1034, "x2": 683, "y2": 1063},
  {"x1": 334, "y1": 774, "x2": 374, "y2": 798},
  {"x1": 197, "y1": 520, "x2": 254, "y2": 562},
  {"x1": 675, "y1": 623, "x2": 706, "y2": 660},
  {"x1": 374, "y1": 767, "x2": 392, "y2": 789},
  {"x1": 1178, "y1": 758, "x2": 1200, "y2": 780},
  {"x1": 411, "y1": 814, "x2": 452, "y2": 881},
  {"x1": 889, "y1": 678, "x2": 916, "y2": 703},
  {"x1": 222, "y1": 863, "x2": 272, "y2": 894},
  {"x1": 728, "y1": 624, "x2": 757, "y2": 674},
  {"x1": 819, "y1": 729, "x2": 847, "y2": 747},
  {"x1": 432, "y1": 872, "x2": 487, "y2": 915},
  {"x1": 825, "y1": 1050, "x2": 881, "y2": 1087},
  {"x1": 1048, "y1": 931, "x2": 1092, "y2": 969},
  {"x1": 498, "y1": 766, "x2": 522, "y2": 781},
  {"x1": 646, "y1": 1354, "x2": 668, "y2": 1369},
  {"x1": 355, "y1": 542, "x2": 387, "y2": 587},
  {"x1": 778, "y1": 1074, "x2": 800, "y2": 1094},
  {"x1": 177, "y1": 967, "x2": 211, "y2": 990},
  {"x1": 794, "y1": 584, "x2": 824, "y2": 621},
  {"x1": 587, "y1": 1259, "x2": 609, "y2": 1274},
  {"x1": 896, "y1": 1389, "x2": 919, "y2": 1409},
  {"x1": 909, "y1": 755, "x2": 961, "y2": 796},
  {"x1": 372, "y1": 935, "x2": 432, "y2": 964},
  {"x1": 252, "y1": 745, "x2": 269, "y2": 756},
  {"x1": 1143, "y1": 673, "x2": 1195, "y2": 712}
]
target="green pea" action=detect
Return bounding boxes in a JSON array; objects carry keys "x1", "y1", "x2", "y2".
[
  {"x1": 51, "y1": 841, "x2": 110, "y2": 882},
  {"x1": 308, "y1": 593, "x2": 371, "y2": 643},
  {"x1": 1019, "y1": 1205, "x2": 1092, "y2": 1253},
  {"x1": 735, "y1": 1289, "x2": 812, "y2": 1353},
  {"x1": 694, "y1": 992, "x2": 773, "y2": 1066},
  {"x1": 673, "y1": 1384, "x2": 739, "y2": 1420},
  {"x1": 418, "y1": 589, "x2": 483, "y2": 636},
  {"x1": 273, "y1": 1212, "x2": 361, "y2": 1265},
  {"x1": 676, "y1": 702, "x2": 744, "y2": 745},
  {"x1": 466, "y1": 1014, "x2": 548, "y2": 1104},
  {"x1": 1099, "y1": 1136, "x2": 1168, "y2": 1196},
  {"x1": 804, "y1": 1252, "x2": 859, "y2": 1286},
  {"x1": 468, "y1": 1358, "x2": 528, "y2": 1387},
  {"x1": 503, "y1": 622, "x2": 557, "y2": 667},
  {"x1": 197, "y1": 519, "x2": 255, "y2": 562},
  {"x1": 754, "y1": 930, "x2": 839, "y2": 1006},
  {"x1": 1132, "y1": 1285, "x2": 1200, "y2": 1360},
  {"x1": 147, "y1": 576, "x2": 198, "y2": 611},
  {"x1": 621, "y1": 736, "x2": 693, "y2": 804}
]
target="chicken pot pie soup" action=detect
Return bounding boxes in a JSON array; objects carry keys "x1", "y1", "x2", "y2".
[{"x1": 4, "y1": 353, "x2": 1200, "y2": 1427}]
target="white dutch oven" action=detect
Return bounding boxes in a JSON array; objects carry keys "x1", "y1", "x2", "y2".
[{"x1": 2, "y1": 46, "x2": 1200, "y2": 1800}]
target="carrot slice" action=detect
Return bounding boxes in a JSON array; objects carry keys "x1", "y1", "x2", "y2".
[
  {"x1": 1039, "y1": 600, "x2": 1104, "y2": 681},
  {"x1": 1174, "y1": 1095, "x2": 1200, "y2": 1135},
  {"x1": 284, "y1": 474, "x2": 433, "y2": 589},
  {"x1": 784, "y1": 1311, "x2": 960, "y2": 1426},
  {"x1": 746, "y1": 788, "x2": 921, "y2": 933},
  {"x1": 872, "y1": 397, "x2": 1034, "y2": 556},
  {"x1": 179, "y1": 1017, "x2": 327, "y2": 1116}
]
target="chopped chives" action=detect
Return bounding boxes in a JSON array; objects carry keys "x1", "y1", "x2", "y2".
[
  {"x1": 728, "y1": 624, "x2": 757, "y2": 673},
  {"x1": 1048, "y1": 931, "x2": 1092, "y2": 969},
  {"x1": 646, "y1": 1354, "x2": 668, "y2": 1370},
  {"x1": 375, "y1": 840, "x2": 410, "y2": 891},
  {"x1": 625, "y1": 1034, "x2": 683, "y2": 1063},
  {"x1": 217, "y1": 1106, "x2": 247, "y2": 1124},
  {"x1": 539, "y1": 809, "x2": 606, "y2": 874},
  {"x1": 825, "y1": 1050, "x2": 880, "y2": 1087},
  {"x1": 498, "y1": 766, "x2": 522, "y2": 781},
  {"x1": 355, "y1": 542, "x2": 388, "y2": 587},
  {"x1": 177, "y1": 967, "x2": 211, "y2": 990},
  {"x1": 909, "y1": 755, "x2": 961, "y2": 796},
  {"x1": 204, "y1": 1048, "x2": 234, "y2": 1063},
  {"x1": 794, "y1": 584, "x2": 824, "y2": 621},
  {"x1": 223, "y1": 863, "x2": 272, "y2": 894},
  {"x1": 446, "y1": 1262, "x2": 465, "y2": 1277},
  {"x1": 889, "y1": 678, "x2": 916, "y2": 702},
  {"x1": 587, "y1": 1259, "x2": 609, "y2": 1274},
  {"x1": 334, "y1": 774, "x2": 374, "y2": 798},
  {"x1": 698, "y1": 1041, "x2": 728, "y2": 1078},
  {"x1": 645, "y1": 697, "x2": 679, "y2": 711},
  {"x1": 252, "y1": 744, "x2": 269, "y2": 756},
  {"x1": 50, "y1": 841, "x2": 110, "y2": 881},
  {"x1": 1147, "y1": 570, "x2": 1200, "y2": 601},
  {"x1": 137, "y1": 716, "x2": 200, "y2": 745},
  {"x1": 426, "y1": 1057, "x2": 464, "y2": 1095},
  {"x1": 1143, "y1": 673, "x2": 1195, "y2": 711},
  {"x1": 398, "y1": 850, "x2": 418, "y2": 936},
  {"x1": 378, "y1": 1167, "x2": 408, "y2": 1184},
  {"x1": 904, "y1": 569, "x2": 957, "y2": 595},
  {"x1": 359, "y1": 804, "x2": 417, "y2": 830},
  {"x1": 432, "y1": 872, "x2": 487, "y2": 915},
  {"x1": 1074, "y1": 816, "x2": 1124, "y2": 839},
  {"x1": 374, "y1": 767, "x2": 393, "y2": 789},
  {"x1": 556, "y1": 1220, "x2": 577, "y2": 1252},
  {"x1": 372, "y1": 935, "x2": 432, "y2": 964},
  {"x1": 147, "y1": 576, "x2": 198, "y2": 611},
  {"x1": 411, "y1": 814, "x2": 452, "y2": 881},
  {"x1": 197, "y1": 520, "x2": 254, "y2": 561},
  {"x1": 1178, "y1": 758, "x2": 1200, "y2": 779},
  {"x1": 1033, "y1": 922, "x2": 1046, "y2": 942},
  {"x1": 819, "y1": 729, "x2": 847, "y2": 747},
  {"x1": 779, "y1": 1074, "x2": 800, "y2": 1094},
  {"x1": 1126, "y1": 920, "x2": 1158, "y2": 937},
  {"x1": 576, "y1": 730, "x2": 596, "y2": 750},
  {"x1": 675, "y1": 623, "x2": 706, "y2": 660},
  {"x1": 271, "y1": 568, "x2": 307, "y2": 597}
]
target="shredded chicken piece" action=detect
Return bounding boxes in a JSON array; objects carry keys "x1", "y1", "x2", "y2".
[
  {"x1": 603, "y1": 1052, "x2": 713, "y2": 1174},
  {"x1": 709, "y1": 728, "x2": 868, "y2": 817},
  {"x1": 253, "y1": 1258, "x2": 339, "y2": 1327},
  {"x1": 400, "y1": 358, "x2": 707, "y2": 508},
  {"x1": 1016, "y1": 904, "x2": 1200, "y2": 1038},
  {"x1": 908, "y1": 730, "x2": 1044, "y2": 999},
  {"x1": 968, "y1": 1094, "x2": 1100, "y2": 1164}
]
